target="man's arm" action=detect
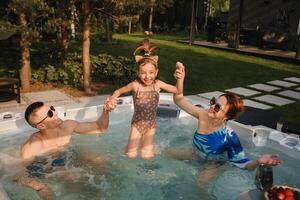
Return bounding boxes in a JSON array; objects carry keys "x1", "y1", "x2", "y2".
[
  {"x1": 13, "y1": 172, "x2": 55, "y2": 200},
  {"x1": 70, "y1": 98, "x2": 116, "y2": 134},
  {"x1": 19, "y1": 137, "x2": 55, "y2": 199}
]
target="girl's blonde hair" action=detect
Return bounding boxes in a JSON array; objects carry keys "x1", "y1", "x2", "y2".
[{"x1": 134, "y1": 39, "x2": 160, "y2": 70}]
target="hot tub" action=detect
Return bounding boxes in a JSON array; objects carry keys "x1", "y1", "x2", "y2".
[{"x1": 0, "y1": 95, "x2": 299, "y2": 200}]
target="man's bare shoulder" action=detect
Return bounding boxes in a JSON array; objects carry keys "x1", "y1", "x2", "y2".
[
  {"x1": 21, "y1": 132, "x2": 43, "y2": 160},
  {"x1": 24, "y1": 132, "x2": 43, "y2": 146}
]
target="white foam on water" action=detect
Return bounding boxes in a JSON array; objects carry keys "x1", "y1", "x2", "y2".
[{"x1": 0, "y1": 104, "x2": 299, "y2": 200}]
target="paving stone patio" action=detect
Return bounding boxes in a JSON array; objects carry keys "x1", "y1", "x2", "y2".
[
  {"x1": 243, "y1": 99, "x2": 273, "y2": 110},
  {"x1": 0, "y1": 90, "x2": 78, "y2": 113},
  {"x1": 284, "y1": 77, "x2": 300, "y2": 83},
  {"x1": 186, "y1": 95, "x2": 210, "y2": 107},
  {"x1": 247, "y1": 83, "x2": 280, "y2": 92},
  {"x1": 277, "y1": 90, "x2": 300, "y2": 101},
  {"x1": 225, "y1": 87, "x2": 261, "y2": 96},
  {"x1": 254, "y1": 94, "x2": 295, "y2": 106},
  {"x1": 24, "y1": 90, "x2": 77, "y2": 104},
  {"x1": 267, "y1": 80, "x2": 298, "y2": 87},
  {"x1": 197, "y1": 91, "x2": 224, "y2": 99}
]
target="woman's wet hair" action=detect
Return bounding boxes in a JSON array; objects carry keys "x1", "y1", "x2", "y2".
[
  {"x1": 220, "y1": 92, "x2": 244, "y2": 120},
  {"x1": 25, "y1": 101, "x2": 44, "y2": 125}
]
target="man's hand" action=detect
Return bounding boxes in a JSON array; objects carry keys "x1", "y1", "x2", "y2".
[{"x1": 103, "y1": 97, "x2": 117, "y2": 112}]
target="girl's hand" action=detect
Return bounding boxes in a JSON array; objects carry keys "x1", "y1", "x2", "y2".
[
  {"x1": 176, "y1": 61, "x2": 185, "y2": 70},
  {"x1": 257, "y1": 154, "x2": 281, "y2": 166},
  {"x1": 104, "y1": 97, "x2": 117, "y2": 112},
  {"x1": 174, "y1": 65, "x2": 185, "y2": 80}
]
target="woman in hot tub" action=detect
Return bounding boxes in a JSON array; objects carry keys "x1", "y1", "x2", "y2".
[{"x1": 169, "y1": 63, "x2": 281, "y2": 187}]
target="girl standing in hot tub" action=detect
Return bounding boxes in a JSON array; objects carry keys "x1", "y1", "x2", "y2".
[{"x1": 109, "y1": 39, "x2": 183, "y2": 160}]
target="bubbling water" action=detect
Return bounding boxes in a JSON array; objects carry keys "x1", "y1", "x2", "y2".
[{"x1": 0, "y1": 107, "x2": 299, "y2": 200}]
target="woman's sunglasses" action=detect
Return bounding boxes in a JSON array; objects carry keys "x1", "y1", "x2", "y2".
[
  {"x1": 209, "y1": 97, "x2": 224, "y2": 113},
  {"x1": 35, "y1": 106, "x2": 55, "y2": 126}
]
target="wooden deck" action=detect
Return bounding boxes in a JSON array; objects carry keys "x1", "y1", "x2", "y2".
[{"x1": 178, "y1": 40, "x2": 300, "y2": 65}]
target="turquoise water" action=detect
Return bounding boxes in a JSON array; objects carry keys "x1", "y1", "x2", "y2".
[{"x1": 0, "y1": 106, "x2": 299, "y2": 200}]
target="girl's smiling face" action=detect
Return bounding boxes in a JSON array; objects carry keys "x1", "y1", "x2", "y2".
[{"x1": 138, "y1": 62, "x2": 158, "y2": 86}]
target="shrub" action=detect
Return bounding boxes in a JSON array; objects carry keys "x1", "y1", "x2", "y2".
[
  {"x1": 91, "y1": 53, "x2": 136, "y2": 83},
  {"x1": 31, "y1": 53, "x2": 136, "y2": 88}
]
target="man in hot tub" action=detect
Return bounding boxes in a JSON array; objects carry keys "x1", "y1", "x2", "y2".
[
  {"x1": 21, "y1": 100, "x2": 116, "y2": 159},
  {"x1": 15, "y1": 99, "x2": 116, "y2": 199}
]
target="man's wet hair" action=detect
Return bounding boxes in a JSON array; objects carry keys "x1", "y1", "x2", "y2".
[{"x1": 25, "y1": 101, "x2": 44, "y2": 124}]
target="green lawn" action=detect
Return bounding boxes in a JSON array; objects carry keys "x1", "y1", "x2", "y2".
[{"x1": 84, "y1": 33, "x2": 300, "y2": 125}]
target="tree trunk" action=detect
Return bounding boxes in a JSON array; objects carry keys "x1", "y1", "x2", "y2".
[
  {"x1": 71, "y1": 5, "x2": 76, "y2": 40},
  {"x1": 203, "y1": 0, "x2": 211, "y2": 31},
  {"x1": 61, "y1": 24, "x2": 69, "y2": 63},
  {"x1": 128, "y1": 18, "x2": 132, "y2": 34},
  {"x1": 296, "y1": 17, "x2": 300, "y2": 59},
  {"x1": 57, "y1": 1, "x2": 69, "y2": 63},
  {"x1": 189, "y1": 0, "x2": 196, "y2": 44},
  {"x1": 297, "y1": 37, "x2": 300, "y2": 59},
  {"x1": 148, "y1": 2, "x2": 154, "y2": 32},
  {"x1": 70, "y1": 21, "x2": 76, "y2": 40},
  {"x1": 82, "y1": 0, "x2": 93, "y2": 95},
  {"x1": 105, "y1": 16, "x2": 112, "y2": 43},
  {"x1": 19, "y1": 13, "x2": 31, "y2": 91},
  {"x1": 195, "y1": 0, "x2": 199, "y2": 32}
]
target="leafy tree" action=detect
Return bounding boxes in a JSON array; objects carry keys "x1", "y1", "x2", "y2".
[
  {"x1": 146, "y1": 0, "x2": 174, "y2": 32},
  {"x1": 210, "y1": 0, "x2": 229, "y2": 17},
  {"x1": 0, "y1": 20, "x2": 18, "y2": 40},
  {"x1": 113, "y1": 0, "x2": 146, "y2": 34},
  {"x1": 45, "y1": 0, "x2": 77, "y2": 63},
  {"x1": 7, "y1": 0, "x2": 52, "y2": 91},
  {"x1": 80, "y1": 0, "x2": 145, "y2": 93}
]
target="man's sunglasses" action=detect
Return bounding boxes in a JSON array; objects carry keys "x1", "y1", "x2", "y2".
[
  {"x1": 35, "y1": 106, "x2": 55, "y2": 126},
  {"x1": 209, "y1": 97, "x2": 224, "y2": 113}
]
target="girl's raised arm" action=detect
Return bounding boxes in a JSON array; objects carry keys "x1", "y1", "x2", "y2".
[
  {"x1": 111, "y1": 82, "x2": 136, "y2": 99},
  {"x1": 156, "y1": 80, "x2": 179, "y2": 94}
]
